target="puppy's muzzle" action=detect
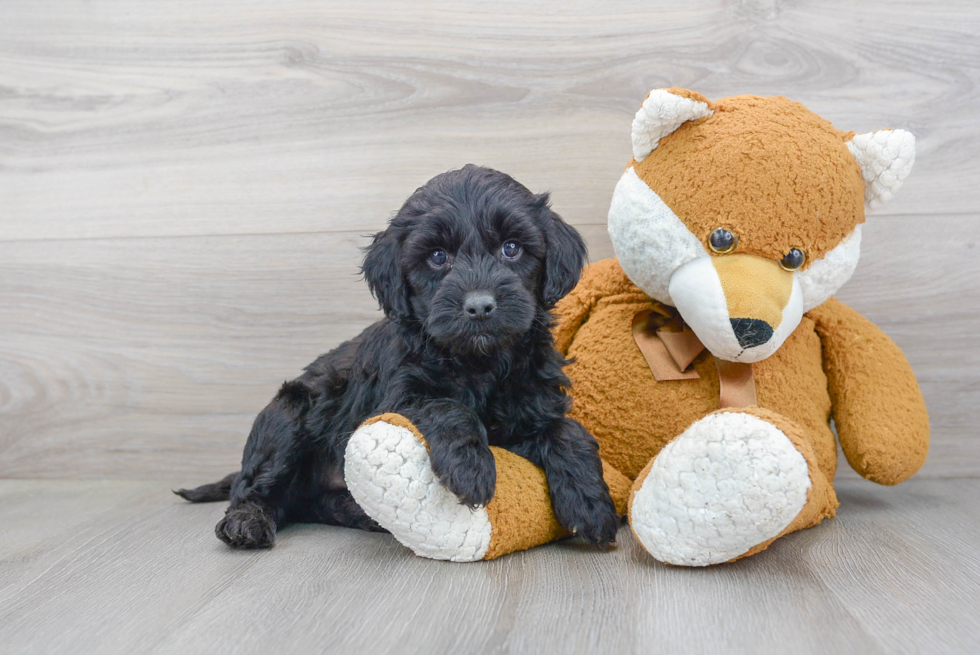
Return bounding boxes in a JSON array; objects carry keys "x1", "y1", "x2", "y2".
[{"x1": 463, "y1": 291, "x2": 497, "y2": 321}]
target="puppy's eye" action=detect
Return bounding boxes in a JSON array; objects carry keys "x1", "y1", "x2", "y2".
[
  {"x1": 779, "y1": 248, "x2": 806, "y2": 271},
  {"x1": 501, "y1": 241, "x2": 522, "y2": 259},
  {"x1": 708, "y1": 228, "x2": 737, "y2": 254},
  {"x1": 427, "y1": 250, "x2": 449, "y2": 268}
]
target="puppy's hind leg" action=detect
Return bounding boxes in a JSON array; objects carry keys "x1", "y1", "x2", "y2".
[
  {"x1": 289, "y1": 489, "x2": 388, "y2": 533},
  {"x1": 217, "y1": 380, "x2": 312, "y2": 549}
]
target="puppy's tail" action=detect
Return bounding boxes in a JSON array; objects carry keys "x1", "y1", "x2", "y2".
[{"x1": 174, "y1": 471, "x2": 238, "y2": 502}]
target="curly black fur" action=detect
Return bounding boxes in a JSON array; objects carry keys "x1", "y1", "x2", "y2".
[{"x1": 177, "y1": 165, "x2": 620, "y2": 550}]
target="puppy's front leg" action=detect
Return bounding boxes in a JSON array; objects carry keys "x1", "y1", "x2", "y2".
[
  {"x1": 514, "y1": 418, "x2": 620, "y2": 546},
  {"x1": 403, "y1": 399, "x2": 497, "y2": 508}
]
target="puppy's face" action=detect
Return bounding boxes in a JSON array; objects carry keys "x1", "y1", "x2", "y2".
[{"x1": 363, "y1": 165, "x2": 586, "y2": 356}]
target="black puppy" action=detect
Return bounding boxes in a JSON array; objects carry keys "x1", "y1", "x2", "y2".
[{"x1": 178, "y1": 165, "x2": 619, "y2": 550}]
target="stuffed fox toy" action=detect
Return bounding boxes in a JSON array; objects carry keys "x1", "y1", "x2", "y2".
[{"x1": 342, "y1": 89, "x2": 930, "y2": 565}]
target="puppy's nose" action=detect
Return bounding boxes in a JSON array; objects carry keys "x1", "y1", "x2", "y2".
[
  {"x1": 463, "y1": 292, "x2": 497, "y2": 321},
  {"x1": 730, "y1": 318, "x2": 774, "y2": 349}
]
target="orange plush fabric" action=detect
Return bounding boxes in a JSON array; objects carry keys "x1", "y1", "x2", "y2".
[
  {"x1": 483, "y1": 446, "x2": 568, "y2": 559},
  {"x1": 556, "y1": 259, "x2": 841, "y2": 483},
  {"x1": 556, "y1": 257, "x2": 930, "y2": 485},
  {"x1": 809, "y1": 298, "x2": 930, "y2": 484},
  {"x1": 634, "y1": 91, "x2": 867, "y2": 264},
  {"x1": 556, "y1": 257, "x2": 928, "y2": 556},
  {"x1": 554, "y1": 90, "x2": 928, "y2": 565},
  {"x1": 482, "y1": 450, "x2": 633, "y2": 559}
]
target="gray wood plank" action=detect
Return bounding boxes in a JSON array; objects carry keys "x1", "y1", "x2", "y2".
[
  {"x1": 2, "y1": 213, "x2": 976, "y2": 479},
  {"x1": 0, "y1": 480, "x2": 161, "y2": 568},
  {"x1": 0, "y1": 231, "x2": 379, "y2": 479},
  {"x1": 0, "y1": 478, "x2": 977, "y2": 654},
  {"x1": 1, "y1": 0, "x2": 978, "y2": 243},
  {"x1": 805, "y1": 481, "x2": 980, "y2": 654}
]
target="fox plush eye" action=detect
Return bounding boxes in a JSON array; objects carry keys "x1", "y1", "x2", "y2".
[
  {"x1": 708, "y1": 228, "x2": 737, "y2": 254},
  {"x1": 428, "y1": 250, "x2": 449, "y2": 268},
  {"x1": 779, "y1": 248, "x2": 806, "y2": 271},
  {"x1": 501, "y1": 241, "x2": 522, "y2": 259}
]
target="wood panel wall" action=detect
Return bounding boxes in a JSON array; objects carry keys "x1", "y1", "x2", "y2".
[{"x1": 1, "y1": 0, "x2": 977, "y2": 479}]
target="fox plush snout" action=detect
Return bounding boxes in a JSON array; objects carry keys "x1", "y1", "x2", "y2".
[
  {"x1": 668, "y1": 254, "x2": 804, "y2": 362},
  {"x1": 713, "y1": 256, "x2": 793, "y2": 339}
]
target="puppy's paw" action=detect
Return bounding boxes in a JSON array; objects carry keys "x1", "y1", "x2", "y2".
[
  {"x1": 216, "y1": 503, "x2": 276, "y2": 549},
  {"x1": 431, "y1": 443, "x2": 497, "y2": 508},
  {"x1": 553, "y1": 491, "x2": 621, "y2": 547}
]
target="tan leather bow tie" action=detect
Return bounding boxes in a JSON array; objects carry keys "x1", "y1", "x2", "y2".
[{"x1": 631, "y1": 307, "x2": 758, "y2": 409}]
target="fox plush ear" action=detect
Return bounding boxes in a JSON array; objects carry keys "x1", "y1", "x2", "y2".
[
  {"x1": 631, "y1": 88, "x2": 714, "y2": 162},
  {"x1": 846, "y1": 129, "x2": 916, "y2": 210}
]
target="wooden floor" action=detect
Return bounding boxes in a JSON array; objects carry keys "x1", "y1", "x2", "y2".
[
  {"x1": 3, "y1": 1, "x2": 980, "y2": 653},
  {"x1": 0, "y1": 477, "x2": 978, "y2": 654}
]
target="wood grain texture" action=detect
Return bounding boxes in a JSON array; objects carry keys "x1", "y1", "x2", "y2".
[
  {"x1": 2, "y1": 214, "x2": 976, "y2": 479},
  {"x1": 0, "y1": 477, "x2": 978, "y2": 654},
  {"x1": 0, "y1": 231, "x2": 380, "y2": 478},
  {"x1": 0, "y1": 0, "x2": 978, "y2": 243},
  {"x1": 1, "y1": 1, "x2": 978, "y2": 478}
]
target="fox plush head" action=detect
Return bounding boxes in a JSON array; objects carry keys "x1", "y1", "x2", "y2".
[{"x1": 609, "y1": 88, "x2": 916, "y2": 363}]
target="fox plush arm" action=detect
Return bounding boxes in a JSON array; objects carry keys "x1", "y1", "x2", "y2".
[
  {"x1": 552, "y1": 281, "x2": 595, "y2": 357},
  {"x1": 808, "y1": 297, "x2": 929, "y2": 485},
  {"x1": 553, "y1": 259, "x2": 647, "y2": 356}
]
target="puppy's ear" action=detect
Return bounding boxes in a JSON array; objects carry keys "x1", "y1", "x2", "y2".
[
  {"x1": 537, "y1": 194, "x2": 587, "y2": 306},
  {"x1": 362, "y1": 225, "x2": 412, "y2": 321}
]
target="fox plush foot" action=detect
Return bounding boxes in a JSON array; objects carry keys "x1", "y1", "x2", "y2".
[
  {"x1": 345, "y1": 414, "x2": 630, "y2": 561},
  {"x1": 628, "y1": 407, "x2": 838, "y2": 566},
  {"x1": 345, "y1": 414, "x2": 495, "y2": 561}
]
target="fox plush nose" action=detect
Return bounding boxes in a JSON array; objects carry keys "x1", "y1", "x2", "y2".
[
  {"x1": 463, "y1": 291, "x2": 496, "y2": 320},
  {"x1": 730, "y1": 318, "x2": 774, "y2": 349}
]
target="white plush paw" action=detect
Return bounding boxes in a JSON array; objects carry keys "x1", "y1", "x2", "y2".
[
  {"x1": 344, "y1": 419, "x2": 492, "y2": 562},
  {"x1": 630, "y1": 412, "x2": 810, "y2": 566}
]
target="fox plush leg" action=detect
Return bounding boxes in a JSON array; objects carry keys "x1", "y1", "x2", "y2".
[
  {"x1": 345, "y1": 414, "x2": 631, "y2": 561},
  {"x1": 629, "y1": 407, "x2": 838, "y2": 566}
]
